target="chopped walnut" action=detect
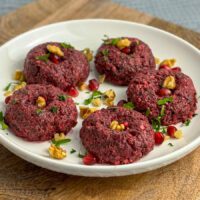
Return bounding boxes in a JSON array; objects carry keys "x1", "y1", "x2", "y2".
[
  {"x1": 13, "y1": 82, "x2": 26, "y2": 91},
  {"x1": 54, "y1": 133, "x2": 66, "y2": 141},
  {"x1": 47, "y1": 45, "x2": 64, "y2": 57},
  {"x1": 79, "y1": 106, "x2": 98, "y2": 119},
  {"x1": 98, "y1": 74, "x2": 106, "y2": 84},
  {"x1": 82, "y1": 48, "x2": 93, "y2": 62},
  {"x1": 163, "y1": 76, "x2": 176, "y2": 89},
  {"x1": 78, "y1": 82, "x2": 88, "y2": 91},
  {"x1": 14, "y1": 70, "x2": 25, "y2": 81},
  {"x1": 103, "y1": 89, "x2": 116, "y2": 106},
  {"x1": 48, "y1": 144, "x2": 66, "y2": 159},
  {"x1": 36, "y1": 96, "x2": 46, "y2": 108},
  {"x1": 174, "y1": 130, "x2": 183, "y2": 139},
  {"x1": 160, "y1": 58, "x2": 176, "y2": 67},
  {"x1": 116, "y1": 38, "x2": 131, "y2": 49},
  {"x1": 91, "y1": 98, "x2": 102, "y2": 107},
  {"x1": 110, "y1": 120, "x2": 125, "y2": 131}
]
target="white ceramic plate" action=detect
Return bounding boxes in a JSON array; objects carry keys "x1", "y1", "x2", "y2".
[{"x1": 0, "y1": 19, "x2": 199, "y2": 177}]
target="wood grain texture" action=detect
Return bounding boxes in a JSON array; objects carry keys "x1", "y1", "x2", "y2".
[{"x1": 0, "y1": 0, "x2": 200, "y2": 199}]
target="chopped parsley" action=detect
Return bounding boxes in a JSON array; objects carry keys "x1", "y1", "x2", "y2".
[
  {"x1": 123, "y1": 102, "x2": 135, "y2": 109},
  {"x1": 60, "y1": 42, "x2": 74, "y2": 49},
  {"x1": 160, "y1": 105, "x2": 165, "y2": 117},
  {"x1": 157, "y1": 97, "x2": 173, "y2": 106},
  {"x1": 168, "y1": 143, "x2": 174, "y2": 147},
  {"x1": 145, "y1": 108, "x2": 150, "y2": 116},
  {"x1": 35, "y1": 53, "x2": 50, "y2": 62},
  {"x1": 70, "y1": 148, "x2": 76, "y2": 154},
  {"x1": 84, "y1": 90, "x2": 103, "y2": 105},
  {"x1": 58, "y1": 95, "x2": 67, "y2": 101},
  {"x1": 50, "y1": 106, "x2": 58, "y2": 113},
  {"x1": 161, "y1": 127, "x2": 167, "y2": 134},
  {"x1": 4, "y1": 83, "x2": 12, "y2": 91},
  {"x1": 184, "y1": 119, "x2": 191, "y2": 126},
  {"x1": 36, "y1": 109, "x2": 42, "y2": 115},
  {"x1": 103, "y1": 35, "x2": 121, "y2": 46},
  {"x1": 51, "y1": 138, "x2": 71, "y2": 147},
  {"x1": 78, "y1": 152, "x2": 85, "y2": 158},
  {"x1": 75, "y1": 102, "x2": 79, "y2": 105},
  {"x1": 152, "y1": 116, "x2": 161, "y2": 132},
  {"x1": 0, "y1": 111, "x2": 8, "y2": 130},
  {"x1": 101, "y1": 49, "x2": 109, "y2": 56},
  {"x1": 151, "y1": 104, "x2": 167, "y2": 132}
]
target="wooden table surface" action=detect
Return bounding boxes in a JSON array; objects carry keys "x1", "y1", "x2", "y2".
[{"x1": 0, "y1": 0, "x2": 200, "y2": 199}]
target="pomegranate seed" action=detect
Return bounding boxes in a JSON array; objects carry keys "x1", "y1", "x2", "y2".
[
  {"x1": 67, "y1": 86, "x2": 79, "y2": 97},
  {"x1": 154, "y1": 132, "x2": 164, "y2": 145},
  {"x1": 172, "y1": 67, "x2": 181, "y2": 73},
  {"x1": 88, "y1": 79, "x2": 99, "y2": 91},
  {"x1": 49, "y1": 53, "x2": 60, "y2": 64},
  {"x1": 117, "y1": 100, "x2": 127, "y2": 107},
  {"x1": 167, "y1": 126, "x2": 177, "y2": 138},
  {"x1": 121, "y1": 47, "x2": 131, "y2": 54},
  {"x1": 83, "y1": 153, "x2": 96, "y2": 165},
  {"x1": 159, "y1": 65, "x2": 171, "y2": 70},
  {"x1": 158, "y1": 88, "x2": 172, "y2": 96},
  {"x1": 5, "y1": 96, "x2": 11, "y2": 104},
  {"x1": 123, "y1": 122, "x2": 129, "y2": 127}
]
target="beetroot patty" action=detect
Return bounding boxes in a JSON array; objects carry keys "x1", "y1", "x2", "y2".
[
  {"x1": 5, "y1": 84, "x2": 78, "y2": 141},
  {"x1": 24, "y1": 42, "x2": 89, "y2": 91},
  {"x1": 80, "y1": 107, "x2": 154, "y2": 165},
  {"x1": 95, "y1": 37, "x2": 155, "y2": 86},
  {"x1": 127, "y1": 69, "x2": 197, "y2": 125}
]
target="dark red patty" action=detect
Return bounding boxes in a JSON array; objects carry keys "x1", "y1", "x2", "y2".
[
  {"x1": 95, "y1": 37, "x2": 155, "y2": 86},
  {"x1": 5, "y1": 84, "x2": 78, "y2": 141},
  {"x1": 24, "y1": 42, "x2": 89, "y2": 91},
  {"x1": 80, "y1": 107, "x2": 154, "y2": 165},
  {"x1": 127, "y1": 69, "x2": 197, "y2": 125}
]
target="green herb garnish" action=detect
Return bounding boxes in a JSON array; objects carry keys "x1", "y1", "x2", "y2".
[
  {"x1": 60, "y1": 42, "x2": 74, "y2": 49},
  {"x1": 145, "y1": 108, "x2": 150, "y2": 116},
  {"x1": 51, "y1": 138, "x2": 71, "y2": 147},
  {"x1": 58, "y1": 95, "x2": 67, "y2": 101},
  {"x1": 35, "y1": 53, "x2": 50, "y2": 62},
  {"x1": 157, "y1": 97, "x2": 173, "y2": 106},
  {"x1": 152, "y1": 116, "x2": 161, "y2": 132},
  {"x1": 75, "y1": 102, "x2": 79, "y2": 105},
  {"x1": 36, "y1": 109, "x2": 42, "y2": 115},
  {"x1": 151, "y1": 99, "x2": 169, "y2": 132},
  {"x1": 0, "y1": 111, "x2": 8, "y2": 130},
  {"x1": 50, "y1": 106, "x2": 58, "y2": 113},
  {"x1": 123, "y1": 102, "x2": 135, "y2": 109},
  {"x1": 184, "y1": 119, "x2": 191, "y2": 126},
  {"x1": 168, "y1": 143, "x2": 174, "y2": 147},
  {"x1": 78, "y1": 152, "x2": 85, "y2": 158},
  {"x1": 161, "y1": 127, "x2": 167, "y2": 134},
  {"x1": 4, "y1": 83, "x2": 12, "y2": 91},
  {"x1": 160, "y1": 105, "x2": 165, "y2": 117},
  {"x1": 101, "y1": 49, "x2": 109, "y2": 56},
  {"x1": 70, "y1": 148, "x2": 76, "y2": 154},
  {"x1": 103, "y1": 36, "x2": 121, "y2": 46},
  {"x1": 84, "y1": 90, "x2": 103, "y2": 105}
]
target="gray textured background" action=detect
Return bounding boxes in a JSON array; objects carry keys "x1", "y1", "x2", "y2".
[{"x1": 0, "y1": 0, "x2": 199, "y2": 32}]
